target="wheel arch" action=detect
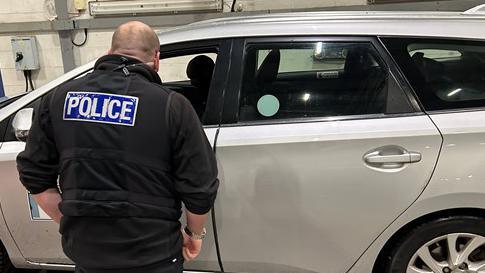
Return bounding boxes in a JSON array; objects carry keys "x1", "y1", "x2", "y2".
[{"x1": 372, "y1": 207, "x2": 485, "y2": 273}]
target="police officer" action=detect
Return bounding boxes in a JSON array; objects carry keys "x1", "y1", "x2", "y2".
[{"x1": 17, "y1": 21, "x2": 219, "y2": 273}]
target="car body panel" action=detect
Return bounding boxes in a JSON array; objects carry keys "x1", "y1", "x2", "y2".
[
  {"x1": 348, "y1": 110, "x2": 485, "y2": 273},
  {"x1": 0, "y1": 141, "x2": 69, "y2": 263},
  {"x1": 0, "y1": 132, "x2": 219, "y2": 266},
  {"x1": 214, "y1": 115, "x2": 441, "y2": 273}
]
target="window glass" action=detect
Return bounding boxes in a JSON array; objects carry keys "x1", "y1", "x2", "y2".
[
  {"x1": 158, "y1": 52, "x2": 218, "y2": 121},
  {"x1": 383, "y1": 38, "x2": 485, "y2": 111},
  {"x1": 256, "y1": 45, "x2": 346, "y2": 73},
  {"x1": 239, "y1": 41, "x2": 412, "y2": 122},
  {"x1": 0, "y1": 94, "x2": 26, "y2": 109},
  {"x1": 408, "y1": 48, "x2": 462, "y2": 62}
]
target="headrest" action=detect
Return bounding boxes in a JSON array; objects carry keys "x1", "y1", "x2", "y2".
[
  {"x1": 344, "y1": 47, "x2": 374, "y2": 76},
  {"x1": 412, "y1": 52, "x2": 444, "y2": 83},
  {"x1": 186, "y1": 55, "x2": 215, "y2": 87}
]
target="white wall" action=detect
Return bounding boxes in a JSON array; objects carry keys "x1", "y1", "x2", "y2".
[
  {"x1": 0, "y1": 0, "x2": 367, "y2": 97},
  {"x1": 0, "y1": 0, "x2": 46, "y2": 23}
]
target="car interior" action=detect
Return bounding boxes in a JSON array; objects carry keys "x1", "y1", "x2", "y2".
[
  {"x1": 239, "y1": 44, "x2": 388, "y2": 121},
  {"x1": 159, "y1": 53, "x2": 216, "y2": 120},
  {"x1": 409, "y1": 47, "x2": 485, "y2": 102}
]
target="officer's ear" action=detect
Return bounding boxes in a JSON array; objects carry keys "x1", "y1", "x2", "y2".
[{"x1": 152, "y1": 51, "x2": 160, "y2": 72}]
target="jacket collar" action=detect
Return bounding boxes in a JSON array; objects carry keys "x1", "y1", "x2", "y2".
[{"x1": 94, "y1": 54, "x2": 162, "y2": 85}]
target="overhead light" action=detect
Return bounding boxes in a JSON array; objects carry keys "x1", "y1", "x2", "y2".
[
  {"x1": 447, "y1": 88, "x2": 462, "y2": 97},
  {"x1": 89, "y1": 0, "x2": 222, "y2": 16},
  {"x1": 302, "y1": 93, "x2": 311, "y2": 101}
]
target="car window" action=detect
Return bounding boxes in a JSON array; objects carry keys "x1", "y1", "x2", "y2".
[
  {"x1": 382, "y1": 38, "x2": 485, "y2": 111},
  {"x1": 158, "y1": 53, "x2": 217, "y2": 83},
  {"x1": 256, "y1": 44, "x2": 346, "y2": 73},
  {"x1": 239, "y1": 41, "x2": 413, "y2": 122},
  {"x1": 159, "y1": 51, "x2": 218, "y2": 123},
  {"x1": 0, "y1": 94, "x2": 26, "y2": 109},
  {"x1": 408, "y1": 48, "x2": 462, "y2": 62}
]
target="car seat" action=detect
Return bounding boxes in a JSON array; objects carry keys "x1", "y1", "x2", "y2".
[
  {"x1": 240, "y1": 49, "x2": 281, "y2": 120},
  {"x1": 341, "y1": 46, "x2": 387, "y2": 114},
  {"x1": 186, "y1": 55, "x2": 215, "y2": 117}
]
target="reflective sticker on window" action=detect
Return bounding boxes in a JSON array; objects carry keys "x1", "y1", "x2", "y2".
[
  {"x1": 257, "y1": 95, "x2": 280, "y2": 117},
  {"x1": 63, "y1": 92, "x2": 139, "y2": 126}
]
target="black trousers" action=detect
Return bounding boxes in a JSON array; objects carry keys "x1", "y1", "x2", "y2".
[{"x1": 74, "y1": 258, "x2": 183, "y2": 273}]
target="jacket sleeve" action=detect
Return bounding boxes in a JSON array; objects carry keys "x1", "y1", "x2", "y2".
[
  {"x1": 16, "y1": 93, "x2": 59, "y2": 194},
  {"x1": 168, "y1": 92, "x2": 219, "y2": 215}
]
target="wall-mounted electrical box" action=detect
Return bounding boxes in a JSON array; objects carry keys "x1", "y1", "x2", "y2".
[
  {"x1": 74, "y1": 0, "x2": 86, "y2": 10},
  {"x1": 11, "y1": 37, "x2": 40, "y2": 71}
]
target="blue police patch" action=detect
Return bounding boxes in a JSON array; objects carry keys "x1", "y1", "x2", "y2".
[{"x1": 63, "y1": 92, "x2": 139, "y2": 126}]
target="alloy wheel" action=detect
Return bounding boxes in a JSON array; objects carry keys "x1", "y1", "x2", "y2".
[{"x1": 408, "y1": 233, "x2": 485, "y2": 273}]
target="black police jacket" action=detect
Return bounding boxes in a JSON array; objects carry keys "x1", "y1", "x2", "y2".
[{"x1": 17, "y1": 54, "x2": 219, "y2": 271}]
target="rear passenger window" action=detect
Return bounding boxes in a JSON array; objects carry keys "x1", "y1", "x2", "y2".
[
  {"x1": 239, "y1": 41, "x2": 413, "y2": 122},
  {"x1": 382, "y1": 38, "x2": 485, "y2": 111}
]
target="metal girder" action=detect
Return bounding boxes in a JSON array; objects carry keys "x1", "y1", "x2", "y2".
[{"x1": 55, "y1": 0, "x2": 76, "y2": 73}]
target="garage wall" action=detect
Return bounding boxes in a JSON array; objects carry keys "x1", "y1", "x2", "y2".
[
  {"x1": 0, "y1": 0, "x2": 366, "y2": 97},
  {"x1": 0, "y1": 33, "x2": 64, "y2": 96}
]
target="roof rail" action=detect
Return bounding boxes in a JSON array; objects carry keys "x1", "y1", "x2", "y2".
[{"x1": 463, "y1": 4, "x2": 485, "y2": 15}]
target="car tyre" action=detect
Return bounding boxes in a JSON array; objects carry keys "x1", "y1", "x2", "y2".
[{"x1": 384, "y1": 215, "x2": 485, "y2": 273}]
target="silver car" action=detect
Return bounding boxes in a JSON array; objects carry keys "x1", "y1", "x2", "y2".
[{"x1": 1, "y1": 7, "x2": 485, "y2": 273}]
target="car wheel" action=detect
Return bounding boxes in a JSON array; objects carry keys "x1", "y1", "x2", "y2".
[{"x1": 385, "y1": 215, "x2": 485, "y2": 273}]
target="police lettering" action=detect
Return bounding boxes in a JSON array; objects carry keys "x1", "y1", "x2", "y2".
[{"x1": 64, "y1": 92, "x2": 138, "y2": 126}]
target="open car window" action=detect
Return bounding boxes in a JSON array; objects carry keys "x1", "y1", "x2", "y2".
[{"x1": 159, "y1": 52, "x2": 218, "y2": 122}]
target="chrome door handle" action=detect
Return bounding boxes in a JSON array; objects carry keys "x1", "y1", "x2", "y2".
[{"x1": 364, "y1": 151, "x2": 422, "y2": 164}]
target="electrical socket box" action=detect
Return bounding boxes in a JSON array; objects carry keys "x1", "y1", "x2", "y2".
[
  {"x1": 11, "y1": 36, "x2": 40, "y2": 71},
  {"x1": 74, "y1": 0, "x2": 86, "y2": 10}
]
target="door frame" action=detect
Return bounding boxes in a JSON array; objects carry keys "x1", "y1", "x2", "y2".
[
  {"x1": 220, "y1": 35, "x2": 424, "y2": 126},
  {"x1": 159, "y1": 39, "x2": 233, "y2": 126}
]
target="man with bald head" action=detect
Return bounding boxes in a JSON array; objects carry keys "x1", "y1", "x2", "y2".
[{"x1": 17, "y1": 21, "x2": 219, "y2": 273}]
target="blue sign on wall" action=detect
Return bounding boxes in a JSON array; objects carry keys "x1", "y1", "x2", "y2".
[{"x1": 0, "y1": 69, "x2": 4, "y2": 98}]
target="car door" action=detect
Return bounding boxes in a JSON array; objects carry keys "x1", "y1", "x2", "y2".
[
  {"x1": 0, "y1": 95, "x2": 71, "y2": 264},
  {"x1": 156, "y1": 39, "x2": 231, "y2": 272},
  {"x1": 214, "y1": 37, "x2": 443, "y2": 273},
  {"x1": 0, "y1": 65, "x2": 95, "y2": 266},
  {"x1": 0, "y1": 40, "x2": 230, "y2": 267}
]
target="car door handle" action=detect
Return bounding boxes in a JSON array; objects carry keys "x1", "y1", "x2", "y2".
[{"x1": 364, "y1": 151, "x2": 422, "y2": 164}]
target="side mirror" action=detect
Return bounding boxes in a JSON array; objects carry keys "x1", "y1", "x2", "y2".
[{"x1": 12, "y1": 108, "x2": 34, "y2": 142}]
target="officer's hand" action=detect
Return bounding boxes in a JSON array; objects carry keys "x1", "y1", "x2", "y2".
[{"x1": 182, "y1": 230, "x2": 202, "y2": 262}]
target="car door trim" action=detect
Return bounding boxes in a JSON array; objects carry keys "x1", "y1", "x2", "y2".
[
  {"x1": 25, "y1": 260, "x2": 219, "y2": 273},
  {"x1": 220, "y1": 35, "x2": 423, "y2": 126},
  {"x1": 220, "y1": 112, "x2": 424, "y2": 128}
]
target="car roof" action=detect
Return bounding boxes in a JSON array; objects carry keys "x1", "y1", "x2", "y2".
[{"x1": 157, "y1": 10, "x2": 485, "y2": 46}]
